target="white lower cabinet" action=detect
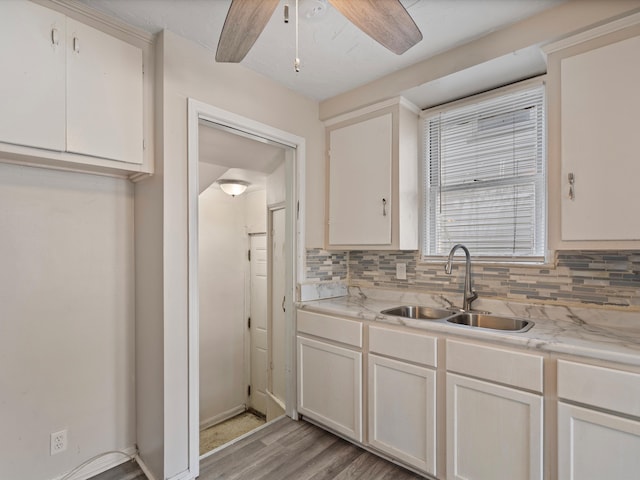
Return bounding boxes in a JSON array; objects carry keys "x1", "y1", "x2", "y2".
[
  {"x1": 367, "y1": 324, "x2": 438, "y2": 476},
  {"x1": 446, "y1": 340, "x2": 543, "y2": 480},
  {"x1": 557, "y1": 359, "x2": 640, "y2": 479},
  {"x1": 368, "y1": 354, "x2": 436, "y2": 474},
  {"x1": 558, "y1": 402, "x2": 640, "y2": 480},
  {"x1": 297, "y1": 335, "x2": 363, "y2": 441}
]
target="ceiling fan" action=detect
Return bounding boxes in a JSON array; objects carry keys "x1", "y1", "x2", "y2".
[{"x1": 215, "y1": 0, "x2": 423, "y2": 63}]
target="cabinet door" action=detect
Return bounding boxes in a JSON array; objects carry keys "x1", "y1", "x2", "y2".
[
  {"x1": 558, "y1": 402, "x2": 640, "y2": 480},
  {"x1": 297, "y1": 336, "x2": 362, "y2": 441},
  {"x1": 447, "y1": 373, "x2": 543, "y2": 480},
  {"x1": 66, "y1": 18, "x2": 143, "y2": 164},
  {"x1": 368, "y1": 354, "x2": 436, "y2": 474},
  {"x1": 561, "y1": 35, "x2": 640, "y2": 240},
  {"x1": 0, "y1": 0, "x2": 66, "y2": 151},
  {"x1": 328, "y1": 113, "x2": 392, "y2": 245}
]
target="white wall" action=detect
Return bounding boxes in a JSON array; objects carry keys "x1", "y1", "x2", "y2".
[
  {"x1": 198, "y1": 187, "x2": 249, "y2": 426},
  {"x1": 0, "y1": 163, "x2": 135, "y2": 480}
]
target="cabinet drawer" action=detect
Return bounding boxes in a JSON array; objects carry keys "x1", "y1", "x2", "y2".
[
  {"x1": 297, "y1": 309, "x2": 362, "y2": 348},
  {"x1": 369, "y1": 325, "x2": 437, "y2": 367},
  {"x1": 558, "y1": 360, "x2": 640, "y2": 417},
  {"x1": 446, "y1": 340, "x2": 543, "y2": 392}
]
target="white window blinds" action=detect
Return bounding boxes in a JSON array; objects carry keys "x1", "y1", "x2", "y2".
[{"x1": 423, "y1": 84, "x2": 546, "y2": 260}]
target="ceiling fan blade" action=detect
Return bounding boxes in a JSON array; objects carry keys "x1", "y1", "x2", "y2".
[
  {"x1": 328, "y1": 0, "x2": 423, "y2": 55},
  {"x1": 216, "y1": 0, "x2": 280, "y2": 63}
]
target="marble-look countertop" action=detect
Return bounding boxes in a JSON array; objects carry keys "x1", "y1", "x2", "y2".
[{"x1": 297, "y1": 287, "x2": 640, "y2": 367}]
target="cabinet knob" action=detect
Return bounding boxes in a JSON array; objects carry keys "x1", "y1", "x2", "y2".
[
  {"x1": 382, "y1": 198, "x2": 387, "y2": 216},
  {"x1": 568, "y1": 172, "x2": 575, "y2": 200},
  {"x1": 51, "y1": 28, "x2": 59, "y2": 46}
]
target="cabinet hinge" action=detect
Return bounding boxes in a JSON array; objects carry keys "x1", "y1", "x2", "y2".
[
  {"x1": 296, "y1": 201, "x2": 300, "y2": 220},
  {"x1": 248, "y1": 249, "x2": 251, "y2": 261},
  {"x1": 247, "y1": 385, "x2": 251, "y2": 396},
  {"x1": 248, "y1": 317, "x2": 251, "y2": 329}
]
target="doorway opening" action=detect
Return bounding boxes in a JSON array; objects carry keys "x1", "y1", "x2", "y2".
[{"x1": 189, "y1": 104, "x2": 303, "y2": 463}]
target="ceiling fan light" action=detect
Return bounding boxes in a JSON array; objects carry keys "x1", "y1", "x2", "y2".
[{"x1": 218, "y1": 179, "x2": 249, "y2": 197}]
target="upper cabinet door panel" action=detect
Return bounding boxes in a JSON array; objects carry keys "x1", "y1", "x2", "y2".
[
  {"x1": 66, "y1": 18, "x2": 143, "y2": 164},
  {"x1": 561, "y1": 35, "x2": 640, "y2": 241},
  {"x1": 0, "y1": 0, "x2": 66, "y2": 151},
  {"x1": 329, "y1": 113, "x2": 392, "y2": 245}
]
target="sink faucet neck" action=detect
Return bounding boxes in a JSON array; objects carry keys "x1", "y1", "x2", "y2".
[{"x1": 444, "y1": 244, "x2": 478, "y2": 311}]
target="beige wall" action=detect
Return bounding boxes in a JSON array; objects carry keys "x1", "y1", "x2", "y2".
[{"x1": 0, "y1": 163, "x2": 135, "y2": 480}]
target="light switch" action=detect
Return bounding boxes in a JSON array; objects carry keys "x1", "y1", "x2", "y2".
[{"x1": 396, "y1": 263, "x2": 407, "y2": 280}]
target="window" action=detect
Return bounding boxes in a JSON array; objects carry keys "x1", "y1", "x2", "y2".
[{"x1": 423, "y1": 83, "x2": 546, "y2": 261}]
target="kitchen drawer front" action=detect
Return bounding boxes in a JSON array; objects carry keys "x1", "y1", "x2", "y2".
[
  {"x1": 297, "y1": 309, "x2": 363, "y2": 348},
  {"x1": 558, "y1": 360, "x2": 640, "y2": 417},
  {"x1": 369, "y1": 325, "x2": 437, "y2": 367},
  {"x1": 446, "y1": 340, "x2": 543, "y2": 392}
]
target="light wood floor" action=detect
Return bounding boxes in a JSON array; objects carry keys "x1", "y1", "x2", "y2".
[{"x1": 91, "y1": 416, "x2": 424, "y2": 480}]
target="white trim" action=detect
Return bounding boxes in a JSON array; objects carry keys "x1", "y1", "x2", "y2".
[
  {"x1": 40, "y1": 0, "x2": 155, "y2": 44},
  {"x1": 324, "y1": 96, "x2": 420, "y2": 126},
  {"x1": 187, "y1": 98, "x2": 305, "y2": 479},
  {"x1": 135, "y1": 455, "x2": 159, "y2": 480},
  {"x1": 198, "y1": 416, "x2": 289, "y2": 461},
  {"x1": 542, "y1": 11, "x2": 640, "y2": 55},
  {"x1": 51, "y1": 447, "x2": 137, "y2": 480},
  {"x1": 199, "y1": 405, "x2": 246, "y2": 431}
]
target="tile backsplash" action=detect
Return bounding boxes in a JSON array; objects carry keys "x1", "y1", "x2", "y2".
[{"x1": 306, "y1": 249, "x2": 640, "y2": 309}]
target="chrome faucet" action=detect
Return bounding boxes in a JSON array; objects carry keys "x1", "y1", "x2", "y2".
[{"x1": 445, "y1": 244, "x2": 478, "y2": 312}]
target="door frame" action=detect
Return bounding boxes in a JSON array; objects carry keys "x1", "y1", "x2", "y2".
[{"x1": 187, "y1": 98, "x2": 304, "y2": 474}]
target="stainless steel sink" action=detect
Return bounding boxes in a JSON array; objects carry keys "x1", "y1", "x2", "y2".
[
  {"x1": 381, "y1": 305, "x2": 457, "y2": 320},
  {"x1": 447, "y1": 312, "x2": 534, "y2": 332}
]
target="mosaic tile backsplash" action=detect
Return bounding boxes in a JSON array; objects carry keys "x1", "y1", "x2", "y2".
[{"x1": 306, "y1": 249, "x2": 640, "y2": 309}]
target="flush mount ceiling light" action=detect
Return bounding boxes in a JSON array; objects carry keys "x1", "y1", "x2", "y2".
[{"x1": 217, "y1": 179, "x2": 249, "y2": 197}]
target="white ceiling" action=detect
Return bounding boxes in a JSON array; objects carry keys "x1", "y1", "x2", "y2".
[{"x1": 77, "y1": 0, "x2": 564, "y2": 101}]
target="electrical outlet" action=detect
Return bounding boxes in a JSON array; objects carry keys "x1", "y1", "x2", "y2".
[{"x1": 50, "y1": 429, "x2": 67, "y2": 455}]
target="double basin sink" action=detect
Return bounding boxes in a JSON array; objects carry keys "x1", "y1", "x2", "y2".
[{"x1": 380, "y1": 305, "x2": 534, "y2": 333}]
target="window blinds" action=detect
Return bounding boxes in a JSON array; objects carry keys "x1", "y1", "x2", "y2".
[{"x1": 423, "y1": 85, "x2": 546, "y2": 260}]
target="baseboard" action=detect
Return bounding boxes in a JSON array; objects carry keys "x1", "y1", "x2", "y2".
[
  {"x1": 199, "y1": 404, "x2": 245, "y2": 431},
  {"x1": 135, "y1": 455, "x2": 159, "y2": 480},
  {"x1": 51, "y1": 446, "x2": 137, "y2": 480}
]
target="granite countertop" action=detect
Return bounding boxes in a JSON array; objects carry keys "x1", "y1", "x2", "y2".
[{"x1": 297, "y1": 286, "x2": 640, "y2": 367}]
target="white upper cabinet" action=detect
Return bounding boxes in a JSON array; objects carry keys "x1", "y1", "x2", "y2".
[
  {"x1": 329, "y1": 113, "x2": 392, "y2": 246},
  {"x1": 545, "y1": 18, "x2": 640, "y2": 246},
  {"x1": 325, "y1": 98, "x2": 419, "y2": 250},
  {"x1": 0, "y1": 0, "x2": 66, "y2": 151},
  {"x1": 0, "y1": 0, "x2": 147, "y2": 176},
  {"x1": 560, "y1": 34, "x2": 640, "y2": 241},
  {"x1": 66, "y1": 18, "x2": 143, "y2": 164}
]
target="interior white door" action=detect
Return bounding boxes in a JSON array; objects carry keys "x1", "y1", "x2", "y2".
[
  {"x1": 249, "y1": 234, "x2": 268, "y2": 415},
  {"x1": 269, "y1": 207, "x2": 286, "y2": 407},
  {"x1": 0, "y1": 0, "x2": 66, "y2": 151}
]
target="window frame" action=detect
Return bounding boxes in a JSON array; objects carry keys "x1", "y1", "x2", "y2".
[{"x1": 419, "y1": 76, "x2": 548, "y2": 264}]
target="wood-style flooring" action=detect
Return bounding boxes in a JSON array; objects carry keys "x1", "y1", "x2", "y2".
[
  {"x1": 90, "y1": 416, "x2": 424, "y2": 480},
  {"x1": 199, "y1": 416, "x2": 424, "y2": 479}
]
